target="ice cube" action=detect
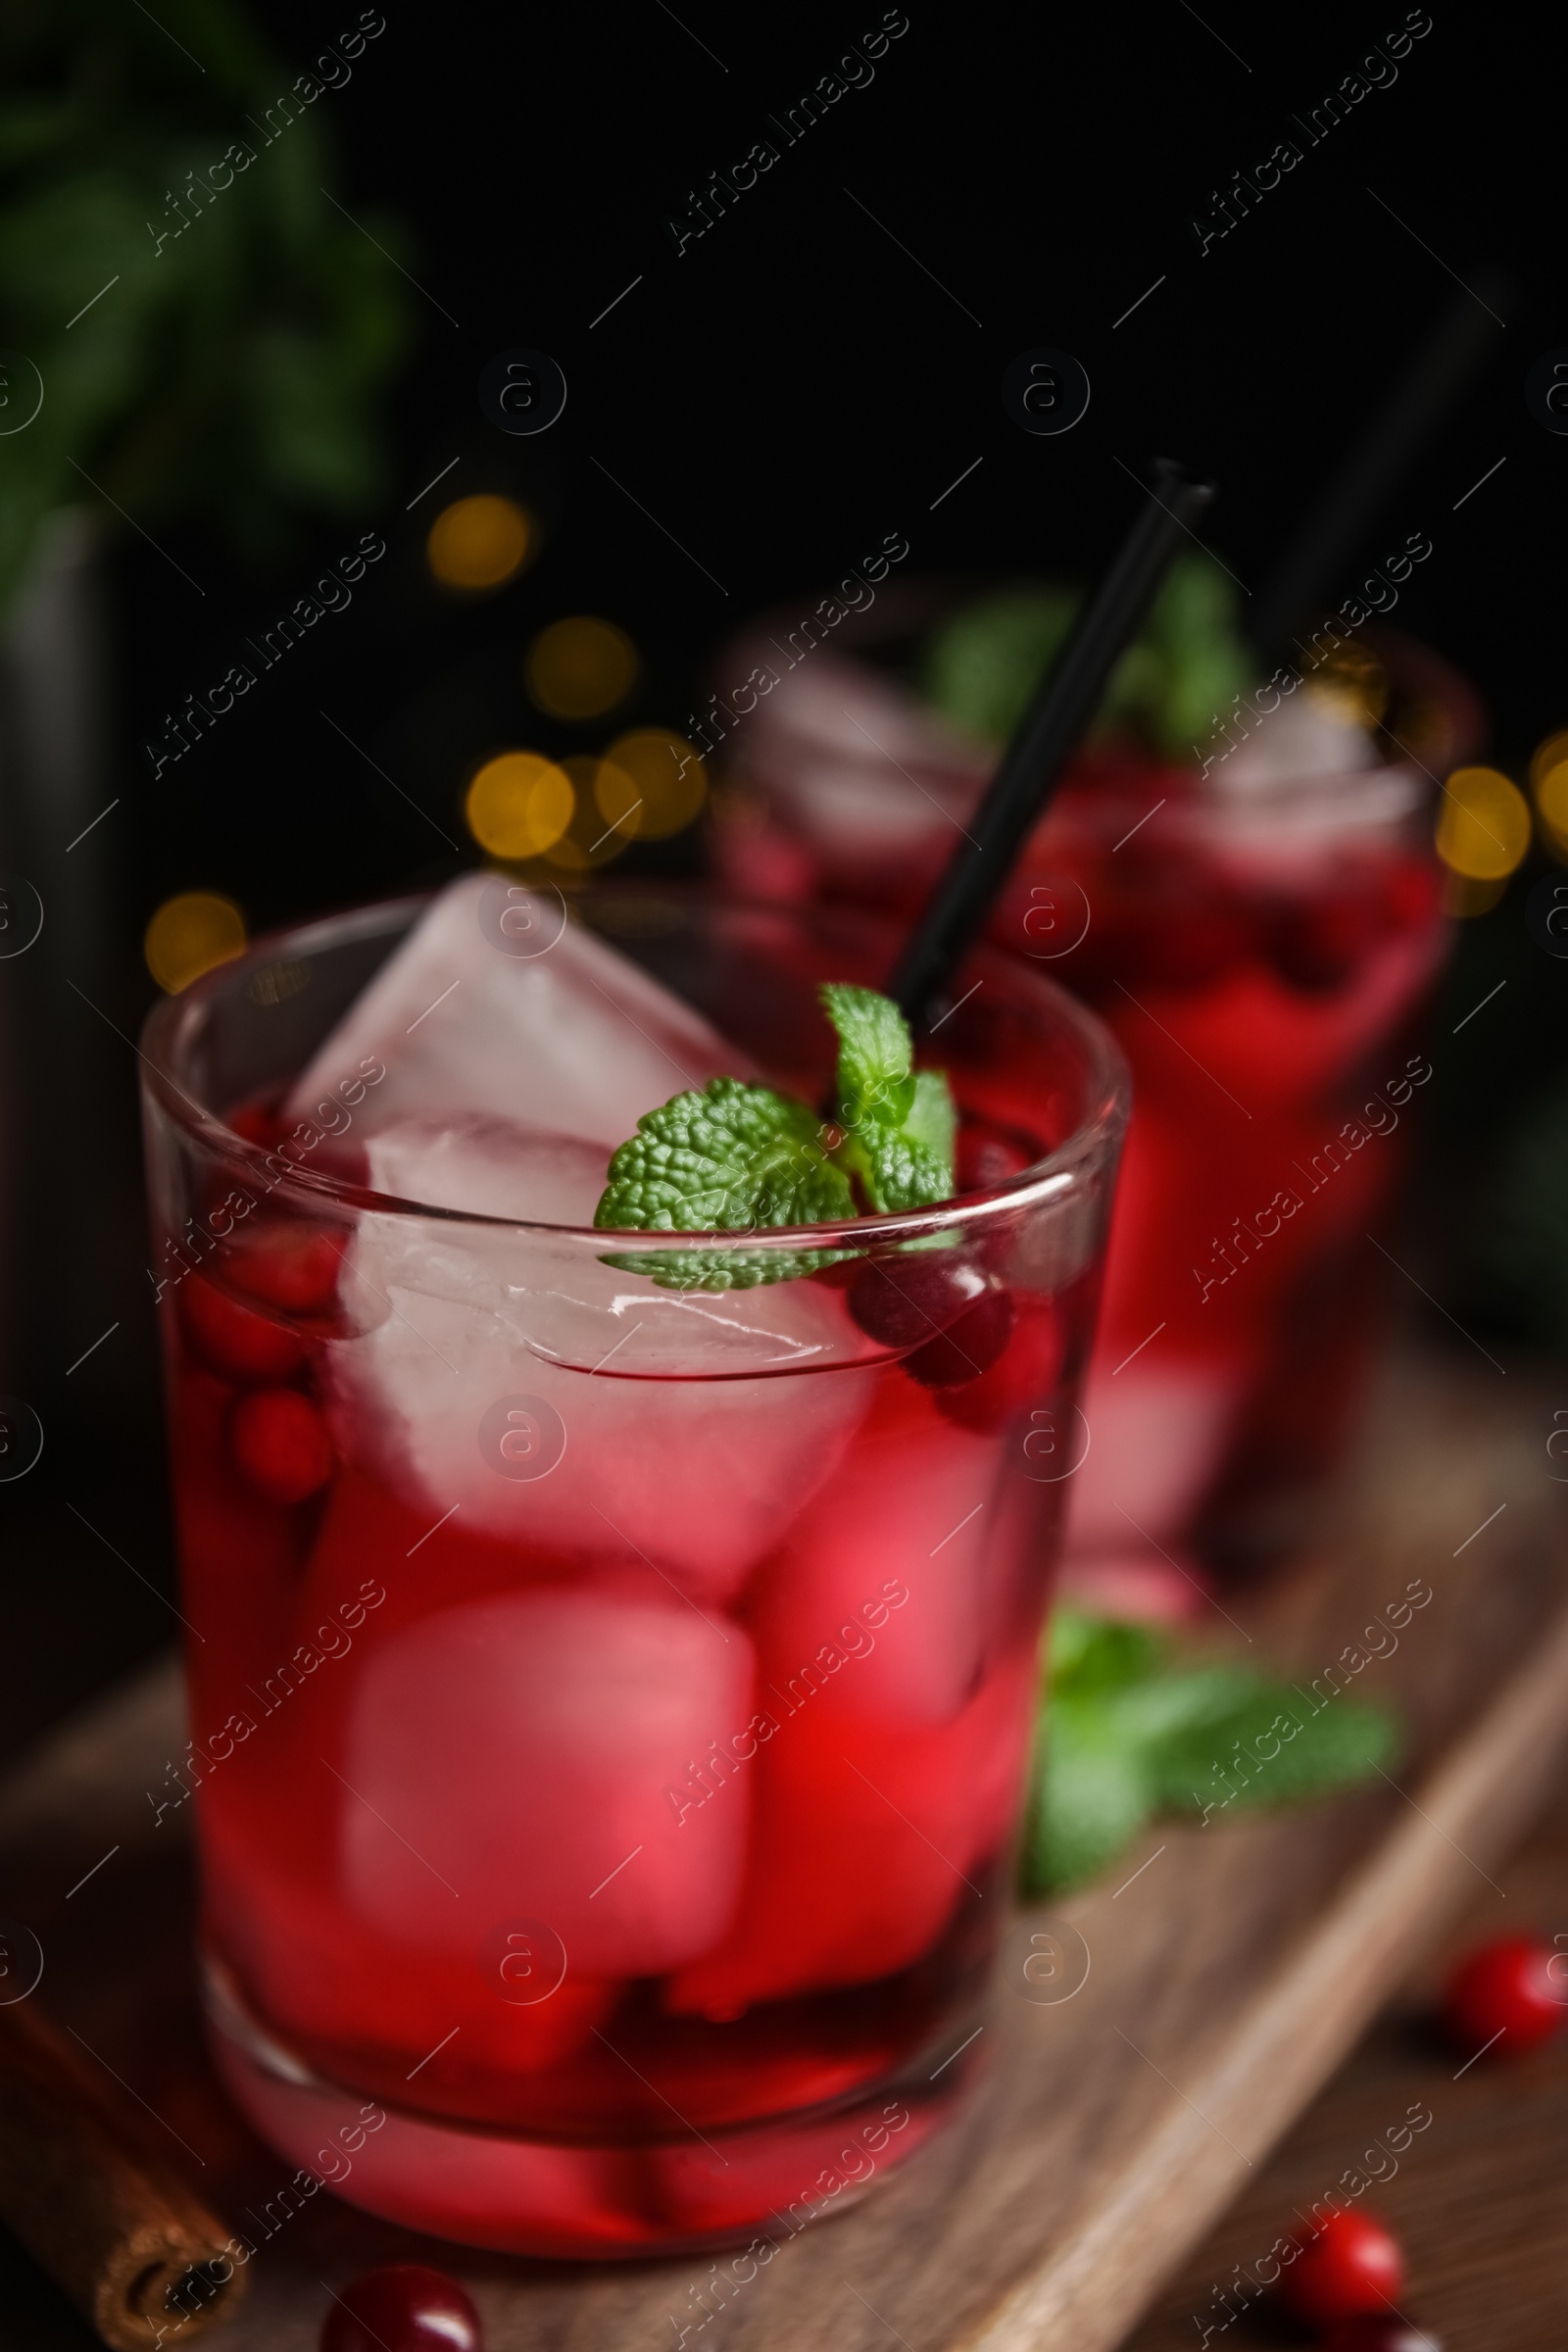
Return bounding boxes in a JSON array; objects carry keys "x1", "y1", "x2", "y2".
[
  {"x1": 665, "y1": 1648, "x2": 1036, "y2": 2015},
  {"x1": 1215, "y1": 693, "x2": 1375, "y2": 793},
  {"x1": 340, "y1": 1589, "x2": 756, "y2": 1979},
  {"x1": 202, "y1": 1820, "x2": 616, "y2": 2085},
  {"x1": 750, "y1": 1382, "x2": 1002, "y2": 1727},
  {"x1": 287, "y1": 873, "x2": 747, "y2": 1147},
  {"x1": 321, "y1": 1117, "x2": 877, "y2": 1600},
  {"x1": 1065, "y1": 1356, "x2": 1248, "y2": 1550}
]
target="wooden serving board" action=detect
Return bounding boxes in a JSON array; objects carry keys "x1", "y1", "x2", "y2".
[{"x1": 3, "y1": 1345, "x2": 1567, "y2": 2352}]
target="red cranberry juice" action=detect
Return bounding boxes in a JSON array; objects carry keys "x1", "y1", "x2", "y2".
[
  {"x1": 718, "y1": 762, "x2": 1446, "y2": 1544},
  {"x1": 165, "y1": 1133, "x2": 1093, "y2": 2231}
]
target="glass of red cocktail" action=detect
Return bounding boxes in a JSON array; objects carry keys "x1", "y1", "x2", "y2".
[
  {"x1": 139, "y1": 880, "x2": 1127, "y2": 2254},
  {"x1": 710, "y1": 588, "x2": 1474, "y2": 1576}
]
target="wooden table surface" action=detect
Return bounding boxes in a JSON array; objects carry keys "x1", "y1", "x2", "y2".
[
  {"x1": 1, "y1": 1346, "x2": 1564, "y2": 2352},
  {"x1": 1122, "y1": 1762, "x2": 1568, "y2": 2352}
]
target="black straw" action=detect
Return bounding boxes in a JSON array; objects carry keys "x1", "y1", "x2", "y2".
[{"x1": 890, "y1": 457, "x2": 1214, "y2": 1030}]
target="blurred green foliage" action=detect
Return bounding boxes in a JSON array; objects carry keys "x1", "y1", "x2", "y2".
[
  {"x1": 0, "y1": 0, "x2": 412, "y2": 609},
  {"x1": 922, "y1": 553, "x2": 1254, "y2": 757}
]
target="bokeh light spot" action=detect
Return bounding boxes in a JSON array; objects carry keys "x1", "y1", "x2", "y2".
[
  {"x1": 1303, "y1": 641, "x2": 1389, "y2": 729},
  {"x1": 427, "y1": 496, "x2": 533, "y2": 592},
  {"x1": 602, "y1": 726, "x2": 708, "y2": 839},
  {"x1": 466, "y1": 752, "x2": 574, "y2": 858},
  {"x1": 1529, "y1": 729, "x2": 1568, "y2": 794},
  {"x1": 1442, "y1": 870, "x2": 1507, "y2": 919},
  {"x1": 524, "y1": 616, "x2": 639, "y2": 719},
  {"x1": 145, "y1": 892, "x2": 247, "y2": 994},
  {"x1": 1435, "y1": 766, "x2": 1531, "y2": 882},
  {"x1": 1537, "y1": 759, "x2": 1568, "y2": 860},
  {"x1": 537, "y1": 756, "x2": 639, "y2": 871}
]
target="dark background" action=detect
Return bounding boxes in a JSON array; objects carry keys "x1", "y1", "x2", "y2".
[{"x1": 4, "y1": 0, "x2": 1565, "y2": 1755}]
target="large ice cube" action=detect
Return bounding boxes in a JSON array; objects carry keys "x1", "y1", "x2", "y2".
[
  {"x1": 340, "y1": 1589, "x2": 756, "y2": 1980},
  {"x1": 321, "y1": 1118, "x2": 877, "y2": 1599},
  {"x1": 288, "y1": 873, "x2": 746, "y2": 1147},
  {"x1": 665, "y1": 1649, "x2": 1036, "y2": 2015},
  {"x1": 750, "y1": 1382, "x2": 1003, "y2": 1727}
]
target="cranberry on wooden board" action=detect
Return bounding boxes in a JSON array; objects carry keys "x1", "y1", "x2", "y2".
[
  {"x1": 229, "y1": 1387, "x2": 333, "y2": 1504},
  {"x1": 1278, "y1": 2208, "x2": 1405, "y2": 2327},
  {"x1": 1442, "y1": 1934, "x2": 1568, "y2": 2057},
  {"x1": 321, "y1": 2266, "x2": 482, "y2": 2352}
]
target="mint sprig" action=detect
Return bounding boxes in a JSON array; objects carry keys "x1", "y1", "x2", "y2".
[
  {"x1": 1022, "y1": 1610, "x2": 1400, "y2": 1897},
  {"x1": 824, "y1": 984, "x2": 956, "y2": 1214},
  {"x1": 593, "y1": 985, "x2": 956, "y2": 1290}
]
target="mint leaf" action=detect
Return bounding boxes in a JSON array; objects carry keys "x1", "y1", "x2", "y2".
[
  {"x1": 820, "y1": 983, "x2": 956, "y2": 1213},
  {"x1": 821, "y1": 983, "x2": 919, "y2": 1128},
  {"x1": 1048, "y1": 1606, "x2": 1165, "y2": 1697},
  {"x1": 905, "y1": 1069, "x2": 958, "y2": 1168},
  {"x1": 596, "y1": 1078, "x2": 853, "y2": 1235},
  {"x1": 1024, "y1": 1700, "x2": 1154, "y2": 1897},
  {"x1": 1022, "y1": 1610, "x2": 1401, "y2": 1896},
  {"x1": 1152, "y1": 1687, "x2": 1398, "y2": 1816},
  {"x1": 592, "y1": 984, "x2": 956, "y2": 1290}
]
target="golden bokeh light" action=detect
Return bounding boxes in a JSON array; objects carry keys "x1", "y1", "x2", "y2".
[
  {"x1": 536, "y1": 756, "x2": 639, "y2": 871},
  {"x1": 427, "y1": 496, "x2": 533, "y2": 593},
  {"x1": 1435, "y1": 766, "x2": 1531, "y2": 882},
  {"x1": 145, "y1": 892, "x2": 247, "y2": 994},
  {"x1": 1537, "y1": 759, "x2": 1568, "y2": 859},
  {"x1": 601, "y1": 726, "x2": 708, "y2": 839},
  {"x1": 465, "y1": 752, "x2": 574, "y2": 859},
  {"x1": 524, "y1": 616, "x2": 639, "y2": 719},
  {"x1": 1303, "y1": 642, "x2": 1389, "y2": 729},
  {"x1": 1442, "y1": 870, "x2": 1507, "y2": 920},
  {"x1": 1529, "y1": 729, "x2": 1568, "y2": 794}
]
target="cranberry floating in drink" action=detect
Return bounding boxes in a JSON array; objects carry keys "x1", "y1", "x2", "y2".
[{"x1": 141, "y1": 878, "x2": 1127, "y2": 2252}]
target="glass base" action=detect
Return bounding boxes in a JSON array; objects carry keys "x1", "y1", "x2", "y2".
[{"x1": 204, "y1": 1965, "x2": 966, "y2": 2257}]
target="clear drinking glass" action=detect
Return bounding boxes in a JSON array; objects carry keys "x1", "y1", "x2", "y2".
[
  {"x1": 710, "y1": 598, "x2": 1474, "y2": 1571},
  {"x1": 140, "y1": 887, "x2": 1127, "y2": 2255}
]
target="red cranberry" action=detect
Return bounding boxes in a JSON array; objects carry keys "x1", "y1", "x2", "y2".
[
  {"x1": 226, "y1": 1224, "x2": 344, "y2": 1314},
  {"x1": 935, "y1": 1297, "x2": 1063, "y2": 1431},
  {"x1": 229, "y1": 1388, "x2": 333, "y2": 1503},
  {"x1": 226, "y1": 1100, "x2": 281, "y2": 1148},
  {"x1": 906, "y1": 1286, "x2": 1014, "y2": 1389},
  {"x1": 956, "y1": 1120, "x2": 1035, "y2": 1193},
  {"x1": 1279, "y1": 2208, "x2": 1404, "y2": 2327},
  {"x1": 321, "y1": 2266, "x2": 482, "y2": 2352},
  {"x1": 1319, "y1": 2322, "x2": 1442, "y2": 2352},
  {"x1": 810, "y1": 1254, "x2": 862, "y2": 1289},
  {"x1": 179, "y1": 1275, "x2": 306, "y2": 1384},
  {"x1": 848, "y1": 1253, "x2": 990, "y2": 1349},
  {"x1": 1442, "y1": 1934, "x2": 1568, "y2": 2058},
  {"x1": 1130, "y1": 899, "x2": 1253, "y2": 987},
  {"x1": 1269, "y1": 894, "x2": 1384, "y2": 992}
]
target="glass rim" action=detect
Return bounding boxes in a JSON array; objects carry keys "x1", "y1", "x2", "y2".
[
  {"x1": 139, "y1": 881, "x2": 1130, "y2": 1255},
  {"x1": 719, "y1": 581, "x2": 1479, "y2": 822}
]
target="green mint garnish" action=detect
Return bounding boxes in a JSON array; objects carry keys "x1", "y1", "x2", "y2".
[
  {"x1": 593, "y1": 985, "x2": 956, "y2": 1290},
  {"x1": 1021, "y1": 1609, "x2": 1400, "y2": 1897},
  {"x1": 821, "y1": 984, "x2": 956, "y2": 1214}
]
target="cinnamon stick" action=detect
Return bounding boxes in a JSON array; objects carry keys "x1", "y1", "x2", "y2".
[{"x1": 0, "y1": 1995, "x2": 247, "y2": 2349}]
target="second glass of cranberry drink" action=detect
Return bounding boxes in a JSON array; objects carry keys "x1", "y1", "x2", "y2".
[
  {"x1": 140, "y1": 881, "x2": 1127, "y2": 2255},
  {"x1": 710, "y1": 574, "x2": 1470, "y2": 1570}
]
